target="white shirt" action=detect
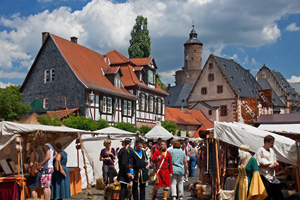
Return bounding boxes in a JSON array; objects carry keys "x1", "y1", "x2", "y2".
[
  {"x1": 254, "y1": 147, "x2": 279, "y2": 184},
  {"x1": 41, "y1": 143, "x2": 54, "y2": 169}
]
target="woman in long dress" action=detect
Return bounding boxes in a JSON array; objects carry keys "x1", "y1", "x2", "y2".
[
  {"x1": 51, "y1": 142, "x2": 71, "y2": 200},
  {"x1": 233, "y1": 144, "x2": 268, "y2": 200},
  {"x1": 100, "y1": 139, "x2": 116, "y2": 187}
]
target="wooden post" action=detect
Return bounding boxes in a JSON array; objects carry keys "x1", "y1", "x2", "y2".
[
  {"x1": 77, "y1": 132, "x2": 92, "y2": 199},
  {"x1": 215, "y1": 139, "x2": 220, "y2": 190}
]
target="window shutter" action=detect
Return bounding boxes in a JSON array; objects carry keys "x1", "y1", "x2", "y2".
[
  {"x1": 121, "y1": 99, "x2": 124, "y2": 116},
  {"x1": 112, "y1": 98, "x2": 116, "y2": 114},
  {"x1": 161, "y1": 99, "x2": 163, "y2": 114},
  {"x1": 154, "y1": 97, "x2": 157, "y2": 114},
  {"x1": 146, "y1": 95, "x2": 149, "y2": 112},
  {"x1": 132, "y1": 101, "x2": 135, "y2": 117},
  {"x1": 139, "y1": 94, "x2": 142, "y2": 111},
  {"x1": 99, "y1": 96, "x2": 103, "y2": 113}
]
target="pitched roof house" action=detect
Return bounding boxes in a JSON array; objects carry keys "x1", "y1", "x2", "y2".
[
  {"x1": 21, "y1": 33, "x2": 138, "y2": 125},
  {"x1": 256, "y1": 65, "x2": 300, "y2": 113},
  {"x1": 104, "y1": 50, "x2": 169, "y2": 127},
  {"x1": 187, "y1": 54, "x2": 262, "y2": 122},
  {"x1": 165, "y1": 107, "x2": 214, "y2": 137}
]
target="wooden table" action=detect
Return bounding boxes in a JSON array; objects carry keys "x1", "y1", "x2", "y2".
[{"x1": 0, "y1": 176, "x2": 29, "y2": 200}]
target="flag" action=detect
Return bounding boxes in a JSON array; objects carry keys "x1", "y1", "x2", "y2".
[
  {"x1": 258, "y1": 89, "x2": 272, "y2": 108},
  {"x1": 241, "y1": 97, "x2": 258, "y2": 121}
]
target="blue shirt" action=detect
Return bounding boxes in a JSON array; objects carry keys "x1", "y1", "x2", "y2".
[{"x1": 168, "y1": 148, "x2": 186, "y2": 175}]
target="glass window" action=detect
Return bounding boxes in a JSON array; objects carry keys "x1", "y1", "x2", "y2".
[
  {"x1": 44, "y1": 69, "x2": 50, "y2": 83},
  {"x1": 50, "y1": 68, "x2": 55, "y2": 82},
  {"x1": 217, "y1": 85, "x2": 223, "y2": 93},
  {"x1": 128, "y1": 101, "x2": 132, "y2": 116},
  {"x1": 141, "y1": 94, "x2": 145, "y2": 111},
  {"x1": 158, "y1": 99, "x2": 161, "y2": 114},
  {"x1": 208, "y1": 74, "x2": 214, "y2": 81},
  {"x1": 220, "y1": 105, "x2": 227, "y2": 116},
  {"x1": 107, "y1": 97, "x2": 112, "y2": 113},
  {"x1": 123, "y1": 100, "x2": 127, "y2": 115},
  {"x1": 208, "y1": 110, "x2": 212, "y2": 115},
  {"x1": 150, "y1": 96, "x2": 154, "y2": 112},
  {"x1": 43, "y1": 98, "x2": 48, "y2": 109},
  {"x1": 103, "y1": 96, "x2": 107, "y2": 113},
  {"x1": 201, "y1": 87, "x2": 207, "y2": 95}
]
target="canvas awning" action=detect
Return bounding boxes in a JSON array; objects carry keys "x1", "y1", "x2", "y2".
[
  {"x1": 144, "y1": 123, "x2": 173, "y2": 140},
  {"x1": 93, "y1": 127, "x2": 136, "y2": 135},
  {"x1": 214, "y1": 121, "x2": 297, "y2": 166}
]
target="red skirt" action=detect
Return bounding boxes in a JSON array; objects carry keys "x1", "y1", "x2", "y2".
[{"x1": 155, "y1": 168, "x2": 171, "y2": 187}]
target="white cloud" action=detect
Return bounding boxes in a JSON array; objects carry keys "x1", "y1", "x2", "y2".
[
  {"x1": 0, "y1": 81, "x2": 13, "y2": 88},
  {"x1": 288, "y1": 75, "x2": 300, "y2": 83},
  {"x1": 0, "y1": 0, "x2": 299, "y2": 82},
  {"x1": 286, "y1": 22, "x2": 300, "y2": 31},
  {"x1": 251, "y1": 58, "x2": 257, "y2": 65},
  {"x1": 159, "y1": 70, "x2": 177, "y2": 85},
  {"x1": 0, "y1": 70, "x2": 27, "y2": 79}
]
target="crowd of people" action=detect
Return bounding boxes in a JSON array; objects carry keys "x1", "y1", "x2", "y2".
[
  {"x1": 24, "y1": 134, "x2": 286, "y2": 200},
  {"x1": 100, "y1": 137, "x2": 204, "y2": 200},
  {"x1": 26, "y1": 137, "x2": 71, "y2": 200}
]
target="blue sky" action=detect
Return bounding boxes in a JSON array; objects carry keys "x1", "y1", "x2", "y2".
[{"x1": 0, "y1": 0, "x2": 300, "y2": 88}]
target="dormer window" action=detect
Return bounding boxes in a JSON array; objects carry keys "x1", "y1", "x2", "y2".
[
  {"x1": 148, "y1": 69, "x2": 155, "y2": 84},
  {"x1": 140, "y1": 73, "x2": 142, "y2": 81},
  {"x1": 114, "y1": 73, "x2": 121, "y2": 88}
]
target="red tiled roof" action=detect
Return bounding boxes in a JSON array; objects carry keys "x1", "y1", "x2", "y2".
[
  {"x1": 105, "y1": 50, "x2": 168, "y2": 96},
  {"x1": 165, "y1": 107, "x2": 214, "y2": 131},
  {"x1": 51, "y1": 34, "x2": 136, "y2": 99},
  {"x1": 134, "y1": 66, "x2": 144, "y2": 71},
  {"x1": 103, "y1": 66, "x2": 120, "y2": 75},
  {"x1": 130, "y1": 57, "x2": 153, "y2": 66},
  {"x1": 48, "y1": 108, "x2": 79, "y2": 119},
  {"x1": 105, "y1": 50, "x2": 130, "y2": 65}
]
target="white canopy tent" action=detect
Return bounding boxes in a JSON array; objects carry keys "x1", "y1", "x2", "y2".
[
  {"x1": 144, "y1": 123, "x2": 173, "y2": 140},
  {"x1": 214, "y1": 121, "x2": 297, "y2": 166},
  {"x1": 65, "y1": 127, "x2": 137, "y2": 188},
  {"x1": 258, "y1": 124, "x2": 300, "y2": 135}
]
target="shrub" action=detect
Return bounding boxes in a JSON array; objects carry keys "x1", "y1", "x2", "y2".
[
  {"x1": 139, "y1": 125, "x2": 152, "y2": 135},
  {"x1": 161, "y1": 121, "x2": 177, "y2": 135},
  {"x1": 63, "y1": 113, "x2": 109, "y2": 131},
  {"x1": 113, "y1": 122, "x2": 138, "y2": 133},
  {"x1": 37, "y1": 113, "x2": 62, "y2": 126}
]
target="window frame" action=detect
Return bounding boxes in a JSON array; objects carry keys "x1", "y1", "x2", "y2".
[
  {"x1": 50, "y1": 68, "x2": 55, "y2": 82},
  {"x1": 150, "y1": 96, "x2": 154, "y2": 112},
  {"x1": 157, "y1": 98, "x2": 161, "y2": 114},
  {"x1": 123, "y1": 100, "x2": 127, "y2": 115},
  {"x1": 43, "y1": 98, "x2": 48, "y2": 109},
  {"x1": 208, "y1": 73, "x2": 214, "y2": 81},
  {"x1": 103, "y1": 96, "x2": 107, "y2": 113},
  {"x1": 44, "y1": 69, "x2": 50, "y2": 83},
  {"x1": 220, "y1": 105, "x2": 227, "y2": 116},
  {"x1": 217, "y1": 85, "x2": 223, "y2": 94},
  {"x1": 141, "y1": 94, "x2": 145, "y2": 111},
  {"x1": 107, "y1": 97, "x2": 112, "y2": 114},
  {"x1": 128, "y1": 101, "x2": 132, "y2": 116},
  {"x1": 201, "y1": 87, "x2": 207, "y2": 95}
]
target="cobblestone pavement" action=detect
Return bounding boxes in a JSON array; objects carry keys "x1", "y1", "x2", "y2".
[{"x1": 70, "y1": 168, "x2": 200, "y2": 200}]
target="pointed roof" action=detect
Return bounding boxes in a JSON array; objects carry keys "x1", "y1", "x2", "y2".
[
  {"x1": 48, "y1": 34, "x2": 136, "y2": 100},
  {"x1": 214, "y1": 55, "x2": 261, "y2": 98},
  {"x1": 185, "y1": 25, "x2": 203, "y2": 45},
  {"x1": 144, "y1": 123, "x2": 174, "y2": 140},
  {"x1": 30, "y1": 98, "x2": 47, "y2": 114},
  {"x1": 47, "y1": 108, "x2": 79, "y2": 119},
  {"x1": 105, "y1": 50, "x2": 130, "y2": 65}
]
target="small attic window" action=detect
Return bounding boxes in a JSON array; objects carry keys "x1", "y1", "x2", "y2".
[
  {"x1": 182, "y1": 99, "x2": 185, "y2": 102},
  {"x1": 243, "y1": 79, "x2": 246, "y2": 84},
  {"x1": 242, "y1": 71, "x2": 245, "y2": 74},
  {"x1": 250, "y1": 82, "x2": 253, "y2": 86},
  {"x1": 251, "y1": 91, "x2": 254, "y2": 94},
  {"x1": 235, "y1": 67, "x2": 238, "y2": 71},
  {"x1": 223, "y1": 64, "x2": 226, "y2": 69},
  {"x1": 168, "y1": 100, "x2": 171, "y2": 104},
  {"x1": 230, "y1": 76, "x2": 234, "y2": 80},
  {"x1": 237, "y1": 88, "x2": 241, "y2": 92},
  {"x1": 209, "y1": 63, "x2": 213, "y2": 69}
]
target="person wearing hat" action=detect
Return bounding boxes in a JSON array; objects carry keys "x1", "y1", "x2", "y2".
[
  {"x1": 117, "y1": 138, "x2": 134, "y2": 200},
  {"x1": 233, "y1": 144, "x2": 267, "y2": 200},
  {"x1": 130, "y1": 140, "x2": 149, "y2": 200}
]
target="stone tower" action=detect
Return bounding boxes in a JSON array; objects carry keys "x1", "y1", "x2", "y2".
[{"x1": 175, "y1": 25, "x2": 203, "y2": 85}]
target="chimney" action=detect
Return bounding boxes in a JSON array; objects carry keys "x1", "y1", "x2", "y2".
[
  {"x1": 42, "y1": 32, "x2": 49, "y2": 44},
  {"x1": 70, "y1": 36, "x2": 78, "y2": 44},
  {"x1": 180, "y1": 105, "x2": 183, "y2": 112}
]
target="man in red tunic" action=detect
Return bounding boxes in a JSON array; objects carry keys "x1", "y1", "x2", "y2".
[{"x1": 151, "y1": 140, "x2": 173, "y2": 200}]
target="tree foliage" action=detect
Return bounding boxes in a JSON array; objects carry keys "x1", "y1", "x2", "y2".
[
  {"x1": 157, "y1": 74, "x2": 167, "y2": 90},
  {"x1": 63, "y1": 113, "x2": 109, "y2": 131},
  {"x1": 37, "y1": 113, "x2": 63, "y2": 126},
  {"x1": 0, "y1": 85, "x2": 30, "y2": 121},
  {"x1": 128, "y1": 15, "x2": 151, "y2": 58},
  {"x1": 113, "y1": 122, "x2": 138, "y2": 133},
  {"x1": 139, "y1": 125, "x2": 152, "y2": 135},
  {"x1": 161, "y1": 120, "x2": 177, "y2": 135}
]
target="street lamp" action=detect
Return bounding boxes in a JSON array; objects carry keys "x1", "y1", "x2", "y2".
[{"x1": 88, "y1": 91, "x2": 94, "y2": 120}]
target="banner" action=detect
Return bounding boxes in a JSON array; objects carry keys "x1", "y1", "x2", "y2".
[
  {"x1": 258, "y1": 89, "x2": 272, "y2": 108},
  {"x1": 241, "y1": 98, "x2": 257, "y2": 121}
]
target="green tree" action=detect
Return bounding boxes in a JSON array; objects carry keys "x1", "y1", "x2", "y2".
[
  {"x1": 0, "y1": 85, "x2": 30, "y2": 121},
  {"x1": 157, "y1": 74, "x2": 167, "y2": 90},
  {"x1": 37, "y1": 113, "x2": 62, "y2": 126},
  {"x1": 63, "y1": 113, "x2": 109, "y2": 131},
  {"x1": 113, "y1": 122, "x2": 138, "y2": 133},
  {"x1": 161, "y1": 120, "x2": 177, "y2": 135},
  {"x1": 128, "y1": 15, "x2": 151, "y2": 58},
  {"x1": 139, "y1": 125, "x2": 152, "y2": 135}
]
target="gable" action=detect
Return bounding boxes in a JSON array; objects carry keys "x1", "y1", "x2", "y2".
[{"x1": 188, "y1": 55, "x2": 237, "y2": 103}]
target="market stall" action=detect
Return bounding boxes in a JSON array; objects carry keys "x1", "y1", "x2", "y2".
[
  {"x1": 211, "y1": 121, "x2": 300, "y2": 199},
  {"x1": 0, "y1": 121, "x2": 91, "y2": 199}
]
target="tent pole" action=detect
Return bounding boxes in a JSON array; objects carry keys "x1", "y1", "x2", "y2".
[
  {"x1": 215, "y1": 139, "x2": 220, "y2": 190},
  {"x1": 77, "y1": 132, "x2": 92, "y2": 199}
]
